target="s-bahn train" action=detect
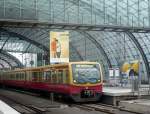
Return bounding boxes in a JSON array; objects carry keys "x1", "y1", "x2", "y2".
[{"x1": 0, "y1": 62, "x2": 103, "y2": 102}]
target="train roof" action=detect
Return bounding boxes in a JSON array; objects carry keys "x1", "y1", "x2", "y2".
[{"x1": 5, "y1": 61, "x2": 99, "y2": 72}]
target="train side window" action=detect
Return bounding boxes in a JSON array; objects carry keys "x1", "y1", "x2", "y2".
[
  {"x1": 23, "y1": 72, "x2": 25, "y2": 80},
  {"x1": 20, "y1": 72, "x2": 25, "y2": 81},
  {"x1": 13, "y1": 74, "x2": 15, "y2": 80},
  {"x1": 19, "y1": 73, "x2": 21, "y2": 80},
  {"x1": 38, "y1": 72, "x2": 43, "y2": 82},
  {"x1": 17, "y1": 73, "x2": 19, "y2": 80},
  {"x1": 45, "y1": 71, "x2": 51, "y2": 82},
  {"x1": 18, "y1": 72, "x2": 21, "y2": 80},
  {"x1": 16, "y1": 73, "x2": 19, "y2": 80},
  {"x1": 10, "y1": 74, "x2": 12, "y2": 80},
  {"x1": 12, "y1": 73, "x2": 15, "y2": 80},
  {"x1": 58, "y1": 70, "x2": 63, "y2": 84},
  {"x1": 32, "y1": 72, "x2": 38, "y2": 82},
  {"x1": 43, "y1": 71, "x2": 46, "y2": 82},
  {"x1": 20, "y1": 73, "x2": 22, "y2": 80},
  {"x1": 51, "y1": 70, "x2": 56, "y2": 84},
  {"x1": 7, "y1": 74, "x2": 9, "y2": 80},
  {"x1": 10, "y1": 73, "x2": 12, "y2": 80}
]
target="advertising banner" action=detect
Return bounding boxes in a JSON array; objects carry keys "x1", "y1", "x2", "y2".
[{"x1": 50, "y1": 31, "x2": 69, "y2": 63}]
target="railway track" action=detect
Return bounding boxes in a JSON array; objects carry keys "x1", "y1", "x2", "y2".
[
  {"x1": 71, "y1": 103, "x2": 143, "y2": 114},
  {"x1": 0, "y1": 88, "x2": 68, "y2": 114},
  {"x1": 0, "y1": 88, "x2": 144, "y2": 114},
  {"x1": 0, "y1": 94, "x2": 48, "y2": 114},
  {"x1": 72, "y1": 103, "x2": 117, "y2": 114}
]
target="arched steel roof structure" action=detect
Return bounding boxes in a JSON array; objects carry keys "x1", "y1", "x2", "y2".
[
  {"x1": 0, "y1": 50, "x2": 23, "y2": 68},
  {"x1": 0, "y1": 0, "x2": 150, "y2": 81}
]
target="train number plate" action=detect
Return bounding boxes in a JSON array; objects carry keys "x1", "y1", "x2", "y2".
[{"x1": 81, "y1": 90, "x2": 94, "y2": 98}]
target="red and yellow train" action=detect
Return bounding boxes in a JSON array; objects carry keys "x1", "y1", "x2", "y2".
[{"x1": 0, "y1": 62, "x2": 103, "y2": 102}]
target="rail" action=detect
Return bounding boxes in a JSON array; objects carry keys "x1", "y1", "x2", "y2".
[{"x1": 71, "y1": 103, "x2": 143, "y2": 114}]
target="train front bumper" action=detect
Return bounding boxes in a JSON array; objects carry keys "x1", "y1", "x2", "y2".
[{"x1": 70, "y1": 92, "x2": 102, "y2": 102}]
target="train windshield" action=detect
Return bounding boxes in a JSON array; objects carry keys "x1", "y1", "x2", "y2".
[{"x1": 72, "y1": 64, "x2": 101, "y2": 84}]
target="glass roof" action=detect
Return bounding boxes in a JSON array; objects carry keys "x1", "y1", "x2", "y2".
[
  {"x1": 0, "y1": 0, "x2": 150, "y2": 27},
  {"x1": 0, "y1": 0, "x2": 150, "y2": 81}
]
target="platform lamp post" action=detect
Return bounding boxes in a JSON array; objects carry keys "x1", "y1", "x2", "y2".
[{"x1": 50, "y1": 92, "x2": 54, "y2": 104}]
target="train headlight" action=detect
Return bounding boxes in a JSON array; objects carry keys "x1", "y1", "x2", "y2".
[{"x1": 73, "y1": 80, "x2": 76, "y2": 83}]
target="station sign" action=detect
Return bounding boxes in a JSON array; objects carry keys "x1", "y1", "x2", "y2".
[
  {"x1": 50, "y1": 31, "x2": 69, "y2": 63},
  {"x1": 109, "y1": 68, "x2": 120, "y2": 77},
  {"x1": 109, "y1": 68, "x2": 114, "y2": 77}
]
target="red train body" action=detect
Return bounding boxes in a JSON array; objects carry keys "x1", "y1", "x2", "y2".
[{"x1": 0, "y1": 62, "x2": 103, "y2": 102}]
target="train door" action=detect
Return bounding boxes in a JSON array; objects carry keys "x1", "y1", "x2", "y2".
[
  {"x1": 51, "y1": 69, "x2": 57, "y2": 84},
  {"x1": 26, "y1": 71, "x2": 32, "y2": 82},
  {"x1": 54, "y1": 69, "x2": 69, "y2": 85}
]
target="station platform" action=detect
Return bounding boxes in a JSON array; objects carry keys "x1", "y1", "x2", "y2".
[
  {"x1": 0, "y1": 100, "x2": 20, "y2": 114},
  {"x1": 103, "y1": 87, "x2": 132, "y2": 96},
  {"x1": 101, "y1": 87, "x2": 138, "y2": 106},
  {"x1": 119, "y1": 99, "x2": 150, "y2": 113}
]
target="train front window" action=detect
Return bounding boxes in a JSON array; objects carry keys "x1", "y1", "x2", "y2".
[{"x1": 72, "y1": 64, "x2": 101, "y2": 84}]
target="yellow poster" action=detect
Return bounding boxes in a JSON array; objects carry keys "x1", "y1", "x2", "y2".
[
  {"x1": 50, "y1": 31, "x2": 69, "y2": 63},
  {"x1": 121, "y1": 60, "x2": 139, "y2": 75}
]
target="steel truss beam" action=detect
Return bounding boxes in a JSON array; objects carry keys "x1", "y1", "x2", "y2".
[
  {"x1": 70, "y1": 42, "x2": 84, "y2": 60},
  {"x1": 1, "y1": 50, "x2": 23, "y2": 67},
  {"x1": 0, "y1": 19, "x2": 150, "y2": 33},
  {"x1": 79, "y1": 31, "x2": 112, "y2": 67},
  {"x1": 0, "y1": 57, "x2": 12, "y2": 67},
  {"x1": 0, "y1": 63, "x2": 4, "y2": 68},
  {"x1": 126, "y1": 31, "x2": 150, "y2": 80},
  {"x1": 0, "y1": 49, "x2": 37, "y2": 53},
  {"x1": 23, "y1": 43, "x2": 32, "y2": 54},
  {"x1": 0, "y1": 28, "x2": 49, "y2": 52},
  {"x1": 0, "y1": 36, "x2": 10, "y2": 51}
]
